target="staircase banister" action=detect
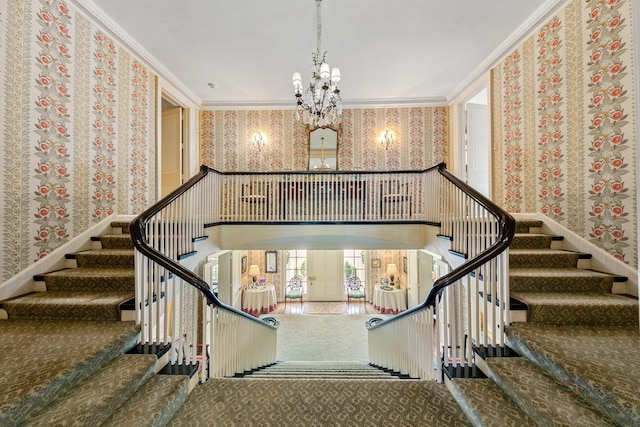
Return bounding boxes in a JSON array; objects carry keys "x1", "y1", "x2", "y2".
[
  {"x1": 130, "y1": 164, "x2": 278, "y2": 330},
  {"x1": 425, "y1": 167, "x2": 515, "y2": 306},
  {"x1": 367, "y1": 164, "x2": 515, "y2": 331}
]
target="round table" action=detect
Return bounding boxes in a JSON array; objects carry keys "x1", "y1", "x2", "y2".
[
  {"x1": 373, "y1": 284, "x2": 407, "y2": 314},
  {"x1": 242, "y1": 285, "x2": 277, "y2": 316}
]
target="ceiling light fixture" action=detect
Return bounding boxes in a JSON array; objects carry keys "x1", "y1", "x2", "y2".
[{"x1": 292, "y1": 0, "x2": 342, "y2": 129}]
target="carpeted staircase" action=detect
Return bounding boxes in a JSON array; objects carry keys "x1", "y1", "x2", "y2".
[
  {"x1": 449, "y1": 219, "x2": 640, "y2": 426},
  {"x1": 0, "y1": 221, "x2": 191, "y2": 426},
  {"x1": 241, "y1": 360, "x2": 401, "y2": 379},
  {"x1": 169, "y1": 367, "x2": 471, "y2": 426},
  {"x1": 2, "y1": 219, "x2": 638, "y2": 426}
]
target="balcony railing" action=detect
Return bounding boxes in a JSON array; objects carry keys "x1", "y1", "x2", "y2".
[{"x1": 130, "y1": 163, "x2": 514, "y2": 382}]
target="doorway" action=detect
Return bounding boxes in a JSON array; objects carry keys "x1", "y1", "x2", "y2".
[
  {"x1": 462, "y1": 87, "x2": 490, "y2": 197},
  {"x1": 306, "y1": 250, "x2": 344, "y2": 301},
  {"x1": 160, "y1": 96, "x2": 183, "y2": 197}
]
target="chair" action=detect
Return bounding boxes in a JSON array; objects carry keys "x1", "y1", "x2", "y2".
[
  {"x1": 380, "y1": 180, "x2": 412, "y2": 219},
  {"x1": 285, "y1": 275, "x2": 304, "y2": 306},
  {"x1": 240, "y1": 182, "x2": 269, "y2": 219},
  {"x1": 346, "y1": 275, "x2": 365, "y2": 306}
]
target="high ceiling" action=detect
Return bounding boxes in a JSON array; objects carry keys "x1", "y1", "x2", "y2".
[{"x1": 85, "y1": 0, "x2": 562, "y2": 108}]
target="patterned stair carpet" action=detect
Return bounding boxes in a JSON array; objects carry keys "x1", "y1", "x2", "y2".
[
  {"x1": 170, "y1": 378, "x2": 471, "y2": 427},
  {"x1": 0, "y1": 221, "x2": 190, "y2": 426},
  {"x1": 0, "y1": 319, "x2": 141, "y2": 426},
  {"x1": 247, "y1": 361, "x2": 399, "y2": 380},
  {"x1": 506, "y1": 322, "x2": 640, "y2": 426},
  {"x1": 451, "y1": 219, "x2": 640, "y2": 426},
  {"x1": 2, "y1": 221, "x2": 136, "y2": 321}
]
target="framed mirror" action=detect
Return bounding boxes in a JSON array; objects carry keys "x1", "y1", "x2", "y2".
[
  {"x1": 308, "y1": 127, "x2": 338, "y2": 170},
  {"x1": 266, "y1": 250, "x2": 277, "y2": 273}
]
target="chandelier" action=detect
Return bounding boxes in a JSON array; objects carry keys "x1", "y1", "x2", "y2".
[{"x1": 292, "y1": 0, "x2": 342, "y2": 128}]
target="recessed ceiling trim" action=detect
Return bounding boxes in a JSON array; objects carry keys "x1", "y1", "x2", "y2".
[
  {"x1": 71, "y1": 0, "x2": 202, "y2": 106},
  {"x1": 201, "y1": 96, "x2": 448, "y2": 111},
  {"x1": 447, "y1": 0, "x2": 571, "y2": 102}
]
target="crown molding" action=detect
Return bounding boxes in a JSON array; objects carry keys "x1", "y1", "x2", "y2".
[
  {"x1": 447, "y1": 0, "x2": 571, "y2": 102},
  {"x1": 70, "y1": 0, "x2": 202, "y2": 107},
  {"x1": 201, "y1": 96, "x2": 448, "y2": 111}
]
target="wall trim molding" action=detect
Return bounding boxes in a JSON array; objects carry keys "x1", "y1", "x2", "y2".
[
  {"x1": 201, "y1": 96, "x2": 448, "y2": 111},
  {"x1": 70, "y1": 0, "x2": 202, "y2": 107},
  {"x1": 447, "y1": 0, "x2": 571, "y2": 102}
]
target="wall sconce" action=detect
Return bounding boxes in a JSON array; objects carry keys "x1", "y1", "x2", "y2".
[
  {"x1": 251, "y1": 131, "x2": 267, "y2": 151},
  {"x1": 379, "y1": 129, "x2": 395, "y2": 150}
]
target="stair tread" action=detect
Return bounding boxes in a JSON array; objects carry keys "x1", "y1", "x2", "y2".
[
  {"x1": 485, "y1": 358, "x2": 617, "y2": 426},
  {"x1": 248, "y1": 361, "x2": 401, "y2": 379},
  {"x1": 514, "y1": 220, "x2": 544, "y2": 233},
  {"x1": 449, "y1": 378, "x2": 536, "y2": 427},
  {"x1": 3, "y1": 291, "x2": 134, "y2": 321},
  {"x1": 23, "y1": 354, "x2": 157, "y2": 426},
  {"x1": 0, "y1": 319, "x2": 140, "y2": 426},
  {"x1": 36, "y1": 267, "x2": 134, "y2": 292},
  {"x1": 40, "y1": 267, "x2": 134, "y2": 278},
  {"x1": 509, "y1": 249, "x2": 582, "y2": 268},
  {"x1": 74, "y1": 248, "x2": 135, "y2": 256},
  {"x1": 4, "y1": 290, "x2": 134, "y2": 304},
  {"x1": 506, "y1": 322, "x2": 640, "y2": 426},
  {"x1": 510, "y1": 292, "x2": 638, "y2": 324},
  {"x1": 509, "y1": 248, "x2": 581, "y2": 255},
  {"x1": 509, "y1": 268, "x2": 614, "y2": 278},
  {"x1": 511, "y1": 291, "x2": 637, "y2": 305},
  {"x1": 509, "y1": 233, "x2": 556, "y2": 249},
  {"x1": 102, "y1": 374, "x2": 190, "y2": 427},
  {"x1": 172, "y1": 378, "x2": 470, "y2": 426}
]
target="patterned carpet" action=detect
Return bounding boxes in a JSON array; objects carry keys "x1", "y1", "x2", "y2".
[
  {"x1": 507, "y1": 322, "x2": 640, "y2": 426},
  {"x1": 268, "y1": 314, "x2": 390, "y2": 361},
  {"x1": 2, "y1": 218, "x2": 638, "y2": 426},
  {"x1": 0, "y1": 319, "x2": 141, "y2": 426},
  {"x1": 170, "y1": 378, "x2": 471, "y2": 426},
  {"x1": 451, "y1": 219, "x2": 640, "y2": 426}
]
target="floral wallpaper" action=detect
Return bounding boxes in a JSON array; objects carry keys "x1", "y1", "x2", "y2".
[
  {"x1": 199, "y1": 107, "x2": 449, "y2": 172},
  {"x1": 0, "y1": 0, "x2": 157, "y2": 281},
  {"x1": 491, "y1": 0, "x2": 637, "y2": 266}
]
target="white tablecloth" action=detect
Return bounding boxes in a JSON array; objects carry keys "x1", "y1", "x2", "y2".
[
  {"x1": 373, "y1": 285, "x2": 407, "y2": 314},
  {"x1": 242, "y1": 285, "x2": 277, "y2": 316}
]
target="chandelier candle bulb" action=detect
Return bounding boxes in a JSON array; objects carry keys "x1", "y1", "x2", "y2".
[
  {"x1": 320, "y1": 63, "x2": 330, "y2": 79},
  {"x1": 331, "y1": 68, "x2": 340, "y2": 82},
  {"x1": 292, "y1": 72, "x2": 302, "y2": 86}
]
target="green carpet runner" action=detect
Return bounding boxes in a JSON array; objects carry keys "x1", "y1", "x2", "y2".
[
  {"x1": 451, "y1": 219, "x2": 640, "y2": 426},
  {"x1": 0, "y1": 221, "x2": 189, "y2": 426}
]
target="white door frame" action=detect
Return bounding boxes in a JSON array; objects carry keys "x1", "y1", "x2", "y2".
[
  {"x1": 449, "y1": 74, "x2": 491, "y2": 190},
  {"x1": 155, "y1": 77, "x2": 200, "y2": 202}
]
